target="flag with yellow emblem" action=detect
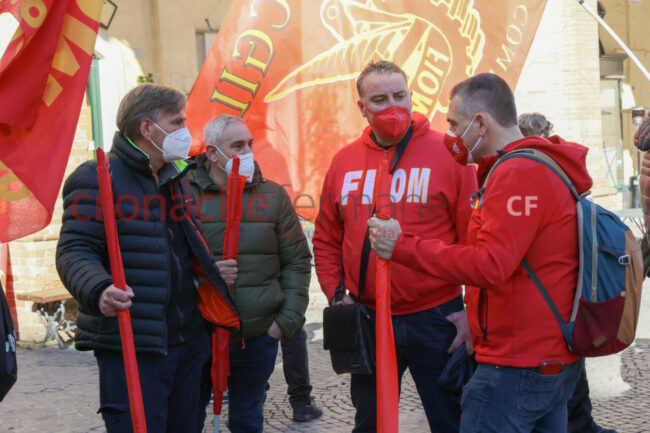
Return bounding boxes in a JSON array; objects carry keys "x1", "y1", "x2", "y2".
[
  {"x1": 0, "y1": 0, "x2": 103, "y2": 241},
  {"x1": 187, "y1": 0, "x2": 547, "y2": 221}
]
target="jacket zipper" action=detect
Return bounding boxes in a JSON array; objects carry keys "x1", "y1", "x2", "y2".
[
  {"x1": 161, "y1": 184, "x2": 171, "y2": 355},
  {"x1": 174, "y1": 252, "x2": 185, "y2": 344},
  {"x1": 172, "y1": 183, "x2": 186, "y2": 343}
]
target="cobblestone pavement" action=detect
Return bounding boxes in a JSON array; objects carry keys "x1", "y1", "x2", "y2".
[{"x1": 2, "y1": 274, "x2": 650, "y2": 432}]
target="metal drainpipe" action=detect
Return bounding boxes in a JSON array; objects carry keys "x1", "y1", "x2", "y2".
[{"x1": 87, "y1": 56, "x2": 103, "y2": 153}]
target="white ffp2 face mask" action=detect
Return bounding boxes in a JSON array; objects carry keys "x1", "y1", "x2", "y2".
[
  {"x1": 150, "y1": 122, "x2": 193, "y2": 162},
  {"x1": 214, "y1": 145, "x2": 255, "y2": 183}
]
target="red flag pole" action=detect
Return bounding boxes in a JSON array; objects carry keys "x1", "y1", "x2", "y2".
[
  {"x1": 212, "y1": 155, "x2": 246, "y2": 433},
  {"x1": 375, "y1": 157, "x2": 399, "y2": 433},
  {"x1": 96, "y1": 148, "x2": 147, "y2": 433}
]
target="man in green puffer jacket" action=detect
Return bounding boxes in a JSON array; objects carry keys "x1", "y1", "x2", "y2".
[{"x1": 189, "y1": 114, "x2": 311, "y2": 433}]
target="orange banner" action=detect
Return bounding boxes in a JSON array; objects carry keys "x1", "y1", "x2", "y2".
[
  {"x1": 0, "y1": 0, "x2": 103, "y2": 242},
  {"x1": 187, "y1": 0, "x2": 547, "y2": 221}
]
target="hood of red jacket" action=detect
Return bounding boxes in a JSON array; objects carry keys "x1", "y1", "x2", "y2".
[{"x1": 476, "y1": 135, "x2": 593, "y2": 194}]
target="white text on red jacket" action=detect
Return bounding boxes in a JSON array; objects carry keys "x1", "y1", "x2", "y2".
[{"x1": 340, "y1": 168, "x2": 431, "y2": 205}]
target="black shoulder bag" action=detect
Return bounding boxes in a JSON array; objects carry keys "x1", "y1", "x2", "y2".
[
  {"x1": 322, "y1": 240, "x2": 376, "y2": 375},
  {"x1": 322, "y1": 127, "x2": 412, "y2": 375}
]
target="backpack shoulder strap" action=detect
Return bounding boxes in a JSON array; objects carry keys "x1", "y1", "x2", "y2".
[
  {"x1": 477, "y1": 148, "x2": 582, "y2": 208},
  {"x1": 521, "y1": 258, "x2": 574, "y2": 346}
]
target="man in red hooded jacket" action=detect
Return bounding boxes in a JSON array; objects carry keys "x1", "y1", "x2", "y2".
[
  {"x1": 518, "y1": 113, "x2": 617, "y2": 433},
  {"x1": 369, "y1": 73, "x2": 586, "y2": 433},
  {"x1": 313, "y1": 60, "x2": 477, "y2": 433}
]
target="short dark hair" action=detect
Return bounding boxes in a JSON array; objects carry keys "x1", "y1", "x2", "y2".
[
  {"x1": 356, "y1": 60, "x2": 408, "y2": 97},
  {"x1": 518, "y1": 112, "x2": 554, "y2": 138},
  {"x1": 450, "y1": 73, "x2": 517, "y2": 127},
  {"x1": 116, "y1": 84, "x2": 186, "y2": 140}
]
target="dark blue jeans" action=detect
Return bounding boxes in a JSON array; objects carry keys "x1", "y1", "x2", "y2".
[
  {"x1": 228, "y1": 333, "x2": 279, "y2": 433},
  {"x1": 460, "y1": 359, "x2": 583, "y2": 433},
  {"x1": 95, "y1": 328, "x2": 210, "y2": 433},
  {"x1": 351, "y1": 296, "x2": 464, "y2": 433}
]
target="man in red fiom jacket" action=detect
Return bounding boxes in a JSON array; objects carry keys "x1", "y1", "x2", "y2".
[
  {"x1": 313, "y1": 60, "x2": 477, "y2": 433},
  {"x1": 369, "y1": 73, "x2": 586, "y2": 433}
]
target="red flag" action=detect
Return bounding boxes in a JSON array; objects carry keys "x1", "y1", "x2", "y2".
[
  {"x1": 223, "y1": 157, "x2": 247, "y2": 261},
  {"x1": 375, "y1": 157, "x2": 398, "y2": 432},
  {"x1": 212, "y1": 156, "x2": 247, "y2": 431},
  {"x1": 211, "y1": 326, "x2": 230, "y2": 420},
  {"x1": 0, "y1": 0, "x2": 55, "y2": 73},
  {"x1": 0, "y1": 0, "x2": 102, "y2": 242},
  {"x1": 187, "y1": 0, "x2": 547, "y2": 222},
  {"x1": 0, "y1": 0, "x2": 59, "y2": 128},
  {"x1": 96, "y1": 148, "x2": 147, "y2": 433}
]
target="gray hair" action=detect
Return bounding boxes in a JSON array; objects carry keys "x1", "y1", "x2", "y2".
[
  {"x1": 204, "y1": 114, "x2": 246, "y2": 148},
  {"x1": 518, "y1": 112, "x2": 553, "y2": 138}
]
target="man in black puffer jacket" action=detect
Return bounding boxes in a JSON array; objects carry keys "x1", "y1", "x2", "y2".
[{"x1": 56, "y1": 84, "x2": 239, "y2": 433}]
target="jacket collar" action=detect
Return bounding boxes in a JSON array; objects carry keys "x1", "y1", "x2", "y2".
[
  {"x1": 111, "y1": 132, "x2": 189, "y2": 185},
  {"x1": 189, "y1": 153, "x2": 263, "y2": 192},
  {"x1": 475, "y1": 135, "x2": 593, "y2": 194},
  {"x1": 476, "y1": 138, "x2": 546, "y2": 186}
]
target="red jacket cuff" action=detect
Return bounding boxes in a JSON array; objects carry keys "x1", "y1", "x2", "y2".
[{"x1": 392, "y1": 232, "x2": 415, "y2": 265}]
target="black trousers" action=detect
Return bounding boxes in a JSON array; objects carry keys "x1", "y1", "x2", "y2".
[
  {"x1": 352, "y1": 297, "x2": 463, "y2": 433},
  {"x1": 280, "y1": 322, "x2": 313, "y2": 405},
  {"x1": 95, "y1": 328, "x2": 210, "y2": 433}
]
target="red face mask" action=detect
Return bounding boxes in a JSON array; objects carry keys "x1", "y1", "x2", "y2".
[
  {"x1": 443, "y1": 116, "x2": 481, "y2": 165},
  {"x1": 444, "y1": 133, "x2": 469, "y2": 165},
  {"x1": 367, "y1": 105, "x2": 412, "y2": 139}
]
